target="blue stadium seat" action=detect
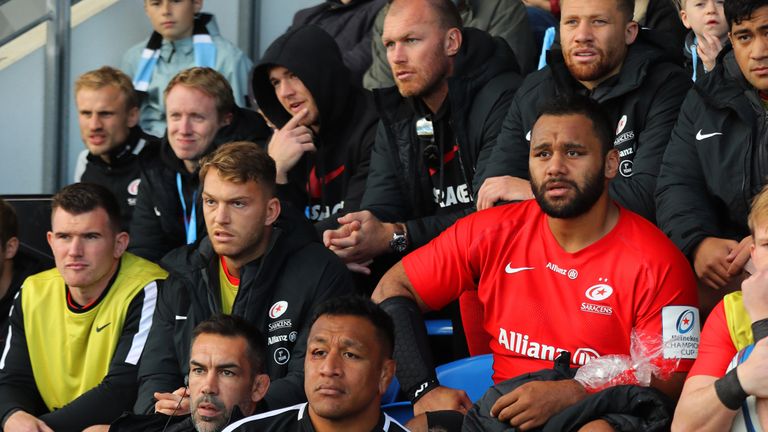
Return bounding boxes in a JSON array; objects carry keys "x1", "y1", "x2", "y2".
[
  {"x1": 436, "y1": 354, "x2": 494, "y2": 402},
  {"x1": 425, "y1": 319, "x2": 453, "y2": 336}
]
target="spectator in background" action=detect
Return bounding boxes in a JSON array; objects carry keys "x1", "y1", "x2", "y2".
[
  {"x1": 678, "y1": 0, "x2": 729, "y2": 81},
  {"x1": 250, "y1": 25, "x2": 378, "y2": 235},
  {"x1": 324, "y1": 0, "x2": 522, "y2": 275},
  {"x1": 0, "y1": 199, "x2": 43, "y2": 347},
  {"x1": 135, "y1": 142, "x2": 353, "y2": 416},
  {"x1": 477, "y1": 0, "x2": 691, "y2": 224},
  {"x1": 656, "y1": 0, "x2": 768, "y2": 317},
  {"x1": 290, "y1": 0, "x2": 387, "y2": 87},
  {"x1": 0, "y1": 183, "x2": 167, "y2": 432},
  {"x1": 129, "y1": 67, "x2": 269, "y2": 262},
  {"x1": 363, "y1": 0, "x2": 537, "y2": 89},
  {"x1": 222, "y1": 296, "x2": 407, "y2": 432},
  {"x1": 72, "y1": 66, "x2": 160, "y2": 231},
  {"x1": 122, "y1": 0, "x2": 252, "y2": 138}
]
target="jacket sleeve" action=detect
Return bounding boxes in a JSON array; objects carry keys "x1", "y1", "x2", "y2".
[
  {"x1": 262, "y1": 254, "x2": 354, "y2": 410},
  {"x1": 360, "y1": 122, "x2": 413, "y2": 223},
  {"x1": 0, "y1": 290, "x2": 47, "y2": 423},
  {"x1": 40, "y1": 281, "x2": 161, "y2": 431},
  {"x1": 362, "y1": 5, "x2": 394, "y2": 90},
  {"x1": 480, "y1": 0, "x2": 537, "y2": 75},
  {"x1": 656, "y1": 90, "x2": 721, "y2": 259},
  {"x1": 474, "y1": 90, "x2": 531, "y2": 186},
  {"x1": 128, "y1": 166, "x2": 168, "y2": 262},
  {"x1": 134, "y1": 278, "x2": 186, "y2": 414},
  {"x1": 315, "y1": 119, "x2": 377, "y2": 233},
  {"x1": 608, "y1": 69, "x2": 690, "y2": 223}
]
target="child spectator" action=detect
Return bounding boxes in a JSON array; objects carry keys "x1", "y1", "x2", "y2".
[{"x1": 679, "y1": 0, "x2": 729, "y2": 80}]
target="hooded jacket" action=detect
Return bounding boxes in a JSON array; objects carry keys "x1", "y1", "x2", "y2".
[
  {"x1": 656, "y1": 46, "x2": 768, "y2": 259},
  {"x1": 134, "y1": 205, "x2": 354, "y2": 414},
  {"x1": 73, "y1": 127, "x2": 160, "y2": 232},
  {"x1": 290, "y1": 0, "x2": 387, "y2": 86},
  {"x1": 128, "y1": 107, "x2": 270, "y2": 262},
  {"x1": 251, "y1": 25, "x2": 378, "y2": 233},
  {"x1": 361, "y1": 27, "x2": 521, "y2": 249},
  {"x1": 479, "y1": 29, "x2": 691, "y2": 223}
]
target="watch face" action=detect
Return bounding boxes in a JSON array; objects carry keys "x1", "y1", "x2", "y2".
[{"x1": 390, "y1": 233, "x2": 408, "y2": 253}]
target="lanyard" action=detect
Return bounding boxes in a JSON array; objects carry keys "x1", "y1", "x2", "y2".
[{"x1": 176, "y1": 173, "x2": 197, "y2": 245}]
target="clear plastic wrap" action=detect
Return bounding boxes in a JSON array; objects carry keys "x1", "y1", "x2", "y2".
[{"x1": 574, "y1": 328, "x2": 681, "y2": 392}]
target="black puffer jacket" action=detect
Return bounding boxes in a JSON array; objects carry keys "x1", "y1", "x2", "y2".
[
  {"x1": 656, "y1": 46, "x2": 766, "y2": 259},
  {"x1": 128, "y1": 107, "x2": 270, "y2": 262},
  {"x1": 134, "y1": 204, "x2": 354, "y2": 413},
  {"x1": 290, "y1": 0, "x2": 386, "y2": 86},
  {"x1": 480, "y1": 30, "x2": 690, "y2": 223},
  {"x1": 362, "y1": 27, "x2": 521, "y2": 248},
  {"x1": 251, "y1": 25, "x2": 378, "y2": 233}
]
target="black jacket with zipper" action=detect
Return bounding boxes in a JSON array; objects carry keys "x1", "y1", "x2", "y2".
[
  {"x1": 134, "y1": 204, "x2": 354, "y2": 414},
  {"x1": 361, "y1": 27, "x2": 521, "y2": 249},
  {"x1": 657, "y1": 45, "x2": 767, "y2": 259}
]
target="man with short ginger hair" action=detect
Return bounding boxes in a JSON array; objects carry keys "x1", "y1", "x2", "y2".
[{"x1": 128, "y1": 68, "x2": 269, "y2": 261}]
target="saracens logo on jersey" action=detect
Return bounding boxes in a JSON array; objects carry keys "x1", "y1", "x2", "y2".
[
  {"x1": 581, "y1": 279, "x2": 614, "y2": 316},
  {"x1": 269, "y1": 301, "x2": 288, "y2": 319}
]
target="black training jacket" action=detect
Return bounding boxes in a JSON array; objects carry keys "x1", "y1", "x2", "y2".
[
  {"x1": 134, "y1": 205, "x2": 354, "y2": 414},
  {"x1": 361, "y1": 27, "x2": 522, "y2": 249},
  {"x1": 76, "y1": 127, "x2": 160, "y2": 231},
  {"x1": 656, "y1": 46, "x2": 768, "y2": 259},
  {"x1": 480, "y1": 29, "x2": 690, "y2": 223},
  {"x1": 251, "y1": 25, "x2": 378, "y2": 234},
  {"x1": 128, "y1": 107, "x2": 270, "y2": 262}
]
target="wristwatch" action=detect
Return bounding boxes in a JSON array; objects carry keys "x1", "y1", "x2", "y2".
[{"x1": 389, "y1": 223, "x2": 409, "y2": 253}]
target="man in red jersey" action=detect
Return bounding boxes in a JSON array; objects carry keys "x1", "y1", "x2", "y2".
[{"x1": 372, "y1": 94, "x2": 700, "y2": 430}]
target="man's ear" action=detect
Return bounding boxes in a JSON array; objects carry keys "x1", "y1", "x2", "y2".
[
  {"x1": 221, "y1": 112, "x2": 233, "y2": 128},
  {"x1": 251, "y1": 374, "x2": 270, "y2": 403},
  {"x1": 3, "y1": 237, "x2": 19, "y2": 260},
  {"x1": 265, "y1": 197, "x2": 281, "y2": 226},
  {"x1": 604, "y1": 149, "x2": 619, "y2": 179},
  {"x1": 378, "y1": 359, "x2": 396, "y2": 395},
  {"x1": 625, "y1": 20, "x2": 639, "y2": 45},
  {"x1": 127, "y1": 106, "x2": 140, "y2": 129},
  {"x1": 113, "y1": 231, "x2": 130, "y2": 258},
  {"x1": 445, "y1": 28, "x2": 462, "y2": 56}
]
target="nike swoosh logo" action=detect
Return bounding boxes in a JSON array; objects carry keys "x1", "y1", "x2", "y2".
[
  {"x1": 696, "y1": 130, "x2": 722, "y2": 140},
  {"x1": 175, "y1": 315, "x2": 187, "y2": 321},
  {"x1": 525, "y1": 130, "x2": 531, "y2": 141},
  {"x1": 96, "y1": 323, "x2": 111, "y2": 332},
  {"x1": 505, "y1": 264, "x2": 535, "y2": 274},
  {"x1": 153, "y1": 206, "x2": 161, "y2": 217}
]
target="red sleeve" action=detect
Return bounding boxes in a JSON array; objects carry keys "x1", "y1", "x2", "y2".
[
  {"x1": 633, "y1": 237, "x2": 700, "y2": 373},
  {"x1": 688, "y1": 301, "x2": 736, "y2": 378},
  {"x1": 402, "y1": 214, "x2": 479, "y2": 312}
]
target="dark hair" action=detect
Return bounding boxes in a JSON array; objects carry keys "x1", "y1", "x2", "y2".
[
  {"x1": 725, "y1": 0, "x2": 768, "y2": 28},
  {"x1": 389, "y1": 0, "x2": 463, "y2": 29},
  {"x1": 561, "y1": 0, "x2": 635, "y2": 22},
  {"x1": 535, "y1": 93, "x2": 615, "y2": 155},
  {"x1": 51, "y1": 183, "x2": 122, "y2": 232},
  {"x1": 192, "y1": 314, "x2": 267, "y2": 376},
  {"x1": 310, "y1": 296, "x2": 395, "y2": 358},
  {"x1": 199, "y1": 141, "x2": 277, "y2": 196},
  {"x1": 0, "y1": 198, "x2": 18, "y2": 247}
]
